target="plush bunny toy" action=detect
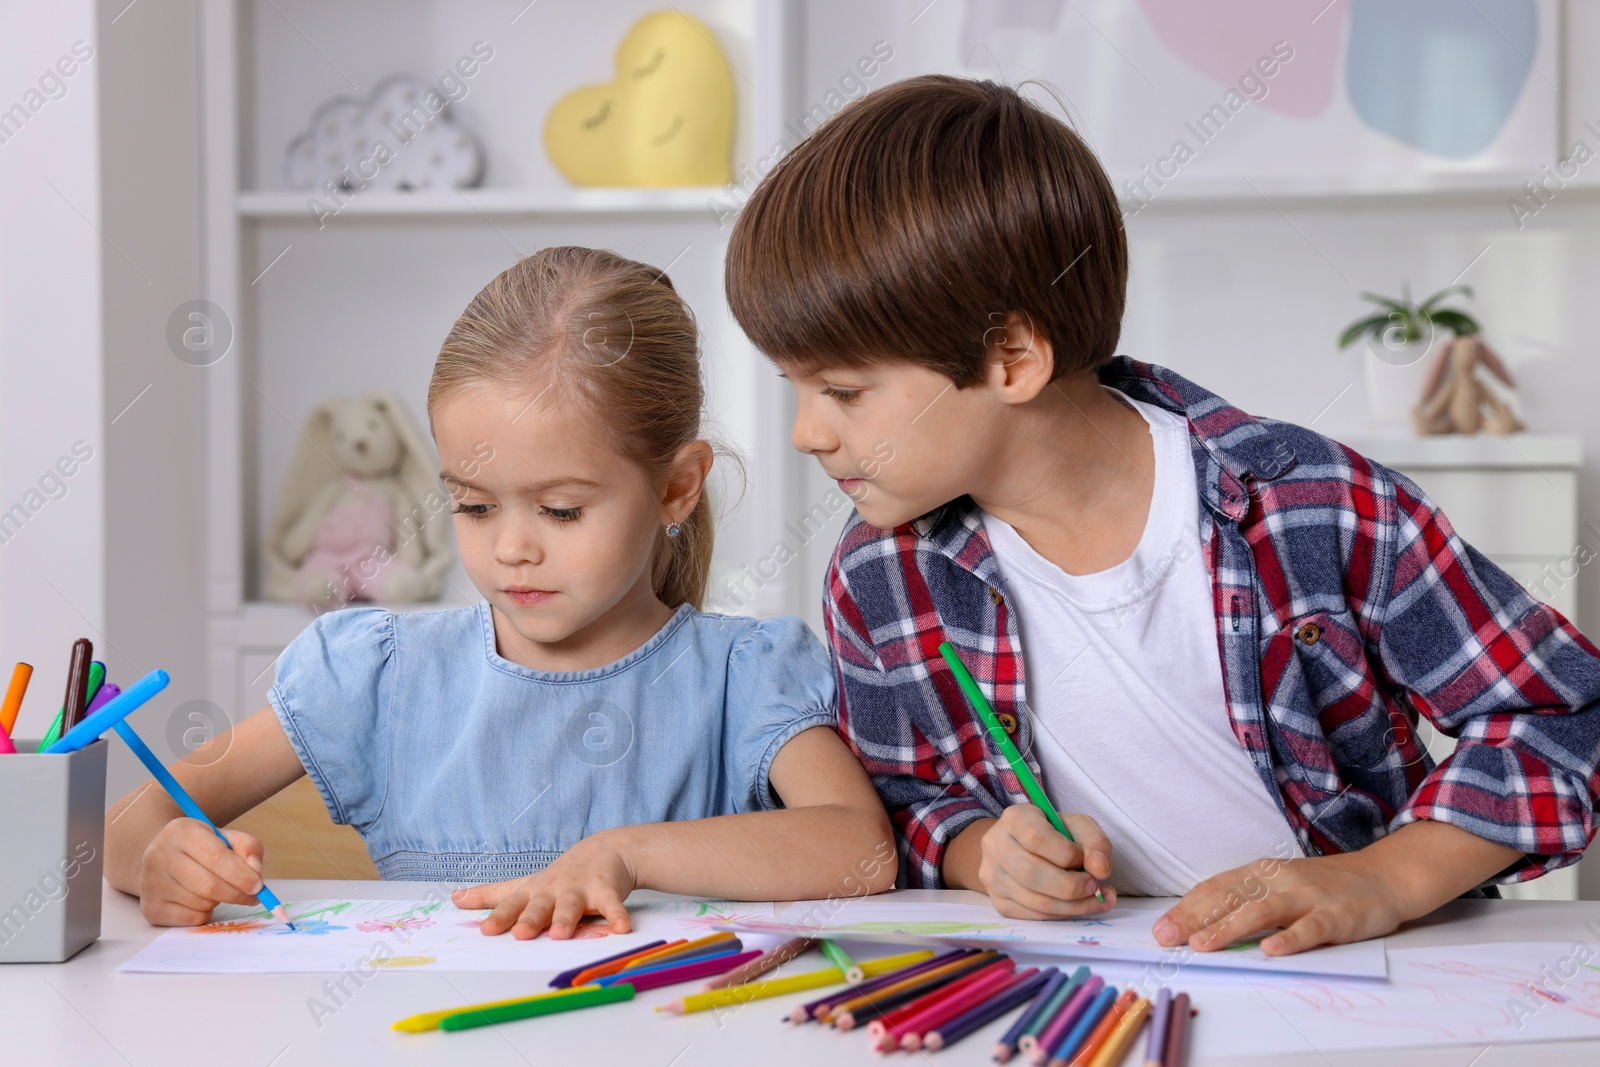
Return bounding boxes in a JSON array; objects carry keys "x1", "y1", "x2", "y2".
[{"x1": 263, "y1": 389, "x2": 454, "y2": 608}]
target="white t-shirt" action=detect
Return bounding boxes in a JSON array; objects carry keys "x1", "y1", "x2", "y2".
[{"x1": 980, "y1": 393, "x2": 1295, "y2": 896}]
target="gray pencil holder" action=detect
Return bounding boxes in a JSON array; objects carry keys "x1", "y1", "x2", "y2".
[{"x1": 0, "y1": 739, "x2": 107, "y2": 962}]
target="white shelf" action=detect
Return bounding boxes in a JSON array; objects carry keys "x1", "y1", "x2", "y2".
[
  {"x1": 237, "y1": 186, "x2": 731, "y2": 220},
  {"x1": 1120, "y1": 169, "x2": 1600, "y2": 211}
]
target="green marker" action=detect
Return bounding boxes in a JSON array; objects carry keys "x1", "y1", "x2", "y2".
[
  {"x1": 819, "y1": 938, "x2": 864, "y2": 983},
  {"x1": 38, "y1": 660, "x2": 104, "y2": 750},
  {"x1": 437, "y1": 983, "x2": 635, "y2": 1031},
  {"x1": 937, "y1": 641, "x2": 1107, "y2": 905}
]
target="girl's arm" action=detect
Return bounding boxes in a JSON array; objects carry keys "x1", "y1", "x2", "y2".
[
  {"x1": 454, "y1": 725, "x2": 898, "y2": 938},
  {"x1": 105, "y1": 706, "x2": 306, "y2": 926}
]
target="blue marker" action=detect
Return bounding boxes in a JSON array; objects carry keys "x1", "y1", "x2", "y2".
[
  {"x1": 592, "y1": 945, "x2": 744, "y2": 986},
  {"x1": 1050, "y1": 984, "x2": 1118, "y2": 1063},
  {"x1": 111, "y1": 718, "x2": 295, "y2": 930},
  {"x1": 44, "y1": 669, "x2": 169, "y2": 753}
]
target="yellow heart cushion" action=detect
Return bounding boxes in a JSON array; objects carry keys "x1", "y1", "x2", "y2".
[{"x1": 544, "y1": 11, "x2": 735, "y2": 187}]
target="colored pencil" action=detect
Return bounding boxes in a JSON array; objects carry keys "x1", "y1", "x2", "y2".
[
  {"x1": 896, "y1": 963, "x2": 1029, "y2": 1052},
  {"x1": 59, "y1": 639, "x2": 92, "y2": 733},
  {"x1": 594, "y1": 945, "x2": 743, "y2": 985},
  {"x1": 1161, "y1": 993, "x2": 1191, "y2": 1067},
  {"x1": 1087, "y1": 996, "x2": 1150, "y2": 1067},
  {"x1": 927, "y1": 967, "x2": 1054, "y2": 1052},
  {"x1": 570, "y1": 938, "x2": 687, "y2": 986},
  {"x1": 1031, "y1": 975, "x2": 1104, "y2": 1063},
  {"x1": 938, "y1": 642, "x2": 1104, "y2": 904},
  {"x1": 704, "y1": 936, "x2": 816, "y2": 989},
  {"x1": 870, "y1": 958, "x2": 1016, "y2": 1047},
  {"x1": 37, "y1": 661, "x2": 103, "y2": 751},
  {"x1": 618, "y1": 932, "x2": 737, "y2": 971},
  {"x1": 1, "y1": 662, "x2": 32, "y2": 735},
  {"x1": 994, "y1": 966, "x2": 1067, "y2": 1062},
  {"x1": 393, "y1": 985, "x2": 599, "y2": 1032},
  {"x1": 1064, "y1": 989, "x2": 1136, "y2": 1067},
  {"x1": 662, "y1": 950, "x2": 935, "y2": 1014},
  {"x1": 820, "y1": 938, "x2": 863, "y2": 982},
  {"x1": 437, "y1": 983, "x2": 634, "y2": 1031},
  {"x1": 1043, "y1": 984, "x2": 1116, "y2": 1067},
  {"x1": 1018, "y1": 967, "x2": 1090, "y2": 1055},
  {"x1": 610, "y1": 949, "x2": 762, "y2": 993},
  {"x1": 661, "y1": 948, "x2": 933, "y2": 1014},
  {"x1": 791, "y1": 949, "x2": 973, "y2": 1023},
  {"x1": 45, "y1": 669, "x2": 168, "y2": 753},
  {"x1": 1143, "y1": 988, "x2": 1171, "y2": 1067},
  {"x1": 831, "y1": 951, "x2": 1001, "y2": 1030},
  {"x1": 549, "y1": 940, "x2": 666, "y2": 988},
  {"x1": 109, "y1": 717, "x2": 293, "y2": 928}
]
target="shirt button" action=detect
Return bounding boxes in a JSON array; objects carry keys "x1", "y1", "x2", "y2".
[
  {"x1": 1296, "y1": 622, "x2": 1322, "y2": 645},
  {"x1": 997, "y1": 712, "x2": 1018, "y2": 735},
  {"x1": 988, "y1": 586, "x2": 1005, "y2": 607}
]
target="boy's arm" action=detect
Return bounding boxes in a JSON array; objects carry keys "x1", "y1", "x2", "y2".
[
  {"x1": 1160, "y1": 471, "x2": 1600, "y2": 954},
  {"x1": 106, "y1": 707, "x2": 307, "y2": 924},
  {"x1": 454, "y1": 726, "x2": 898, "y2": 937}
]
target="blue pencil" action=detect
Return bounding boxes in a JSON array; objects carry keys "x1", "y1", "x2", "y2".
[
  {"x1": 111, "y1": 719, "x2": 294, "y2": 929},
  {"x1": 43, "y1": 669, "x2": 168, "y2": 753},
  {"x1": 1049, "y1": 984, "x2": 1118, "y2": 1064},
  {"x1": 994, "y1": 966, "x2": 1068, "y2": 1061}
]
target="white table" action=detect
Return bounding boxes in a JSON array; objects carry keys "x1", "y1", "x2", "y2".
[{"x1": 6, "y1": 881, "x2": 1600, "y2": 1066}]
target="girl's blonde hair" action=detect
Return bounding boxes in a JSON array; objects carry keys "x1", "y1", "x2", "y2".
[{"x1": 428, "y1": 246, "x2": 714, "y2": 610}]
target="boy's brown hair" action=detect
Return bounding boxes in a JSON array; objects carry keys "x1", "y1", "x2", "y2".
[{"x1": 726, "y1": 74, "x2": 1127, "y2": 387}]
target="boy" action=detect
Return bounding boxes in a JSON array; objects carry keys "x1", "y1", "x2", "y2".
[{"x1": 724, "y1": 74, "x2": 1600, "y2": 956}]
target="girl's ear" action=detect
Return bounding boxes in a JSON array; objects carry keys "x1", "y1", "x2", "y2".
[
  {"x1": 662, "y1": 440, "x2": 715, "y2": 521},
  {"x1": 982, "y1": 310, "x2": 1055, "y2": 404}
]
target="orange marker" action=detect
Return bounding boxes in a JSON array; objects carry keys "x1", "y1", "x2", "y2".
[
  {"x1": 1, "y1": 662, "x2": 31, "y2": 735},
  {"x1": 1066, "y1": 989, "x2": 1138, "y2": 1067},
  {"x1": 618, "y1": 932, "x2": 734, "y2": 972}
]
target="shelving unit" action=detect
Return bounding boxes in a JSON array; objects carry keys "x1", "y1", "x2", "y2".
[{"x1": 200, "y1": 0, "x2": 803, "y2": 715}]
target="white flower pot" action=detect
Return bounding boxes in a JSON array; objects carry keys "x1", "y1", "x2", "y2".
[{"x1": 1361, "y1": 336, "x2": 1438, "y2": 427}]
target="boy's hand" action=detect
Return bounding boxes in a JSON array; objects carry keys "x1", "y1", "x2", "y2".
[
  {"x1": 1154, "y1": 852, "x2": 1407, "y2": 957},
  {"x1": 453, "y1": 833, "x2": 638, "y2": 940},
  {"x1": 138, "y1": 819, "x2": 268, "y2": 927},
  {"x1": 977, "y1": 806, "x2": 1117, "y2": 919}
]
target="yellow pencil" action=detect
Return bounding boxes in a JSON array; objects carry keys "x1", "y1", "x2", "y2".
[
  {"x1": 391, "y1": 985, "x2": 596, "y2": 1032},
  {"x1": 657, "y1": 949, "x2": 936, "y2": 1015},
  {"x1": 1086, "y1": 996, "x2": 1151, "y2": 1067}
]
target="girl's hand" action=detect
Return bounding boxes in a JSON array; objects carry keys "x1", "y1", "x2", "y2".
[
  {"x1": 453, "y1": 833, "x2": 639, "y2": 940},
  {"x1": 138, "y1": 818, "x2": 268, "y2": 927},
  {"x1": 978, "y1": 806, "x2": 1116, "y2": 919}
]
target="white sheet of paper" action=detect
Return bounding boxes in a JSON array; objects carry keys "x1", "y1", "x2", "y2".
[
  {"x1": 721, "y1": 897, "x2": 1388, "y2": 979},
  {"x1": 119, "y1": 897, "x2": 781, "y2": 975}
]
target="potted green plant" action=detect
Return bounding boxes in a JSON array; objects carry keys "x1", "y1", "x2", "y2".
[{"x1": 1338, "y1": 284, "x2": 1481, "y2": 425}]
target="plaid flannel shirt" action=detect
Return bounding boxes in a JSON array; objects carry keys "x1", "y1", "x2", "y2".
[{"x1": 825, "y1": 356, "x2": 1600, "y2": 890}]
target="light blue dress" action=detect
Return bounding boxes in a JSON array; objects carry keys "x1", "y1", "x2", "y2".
[{"x1": 268, "y1": 602, "x2": 838, "y2": 881}]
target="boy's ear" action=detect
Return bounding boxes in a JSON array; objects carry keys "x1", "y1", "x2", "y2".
[
  {"x1": 981, "y1": 310, "x2": 1055, "y2": 404},
  {"x1": 662, "y1": 439, "x2": 715, "y2": 521}
]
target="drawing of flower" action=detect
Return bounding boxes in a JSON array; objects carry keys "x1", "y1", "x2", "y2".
[
  {"x1": 356, "y1": 916, "x2": 437, "y2": 933},
  {"x1": 273, "y1": 920, "x2": 347, "y2": 936},
  {"x1": 193, "y1": 919, "x2": 271, "y2": 934}
]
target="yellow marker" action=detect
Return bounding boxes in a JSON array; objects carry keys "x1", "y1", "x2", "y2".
[
  {"x1": 656, "y1": 950, "x2": 935, "y2": 1014},
  {"x1": 391, "y1": 985, "x2": 594, "y2": 1033}
]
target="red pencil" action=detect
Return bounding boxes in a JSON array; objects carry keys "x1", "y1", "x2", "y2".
[
  {"x1": 866, "y1": 957, "x2": 1015, "y2": 1048},
  {"x1": 898, "y1": 965, "x2": 1035, "y2": 1052}
]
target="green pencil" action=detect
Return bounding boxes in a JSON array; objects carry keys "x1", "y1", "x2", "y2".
[
  {"x1": 437, "y1": 983, "x2": 634, "y2": 1031},
  {"x1": 937, "y1": 641, "x2": 1106, "y2": 905},
  {"x1": 819, "y1": 938, "x2": 864, "y2": 983}
]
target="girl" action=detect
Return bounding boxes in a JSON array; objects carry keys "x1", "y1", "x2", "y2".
[{"x1": 106, "y1": 247, "x2": 896, "y2": 938}]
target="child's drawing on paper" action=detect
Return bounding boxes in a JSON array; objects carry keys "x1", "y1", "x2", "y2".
[{"x1": 119, "y1": 897, "x2": 783, "y2": 975}]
